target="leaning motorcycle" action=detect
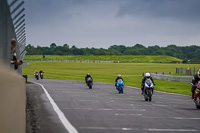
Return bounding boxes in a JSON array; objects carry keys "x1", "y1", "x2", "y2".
[
  {"x1": 116, "y1": 79, "x2": 124, "y2": 94},
  {"x1": 194, "y1": 81, "x2": 200, "y2": 109},
  {"x1": 86, "y1": 77, "x2": 93, "y2": 89},
  {"x1": 143, "y1": 79, "x2": 154, "y2": 101}
]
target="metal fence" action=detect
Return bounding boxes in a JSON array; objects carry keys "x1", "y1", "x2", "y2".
[
  {"x1": 0, "y1": 0, "x2": 26, "y2": 74},
  {"x1": 176, "y1": 67, "x2": 199, "y2": 76},
  {"x1": 24, "y1": 59, "x2": 114, "y2": 63}
]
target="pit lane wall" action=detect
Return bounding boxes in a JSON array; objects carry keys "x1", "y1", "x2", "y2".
[
  {"x1": 0, "y1": 0, "x2": 26, "y2": 132},
  {"x1": 0, "y1": 62, "x2": 26, "y2": 133}
]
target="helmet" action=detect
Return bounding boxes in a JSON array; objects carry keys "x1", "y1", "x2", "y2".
[
  {"x1": 118, "y1": 74, "x2": 121, "y2": 77},
  {"x1": 145, "y1": 73, "x2": 150, "y2": 78},
  {"x1": 87, "y1": 73, "x2": 90, "y2": 75}
]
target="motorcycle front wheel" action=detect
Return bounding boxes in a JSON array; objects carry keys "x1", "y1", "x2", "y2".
[
  {"x1": 148, "y1": 89, "x2": 152, "y2": 101},
  {"x1": 196, "y1": 96, "x2": 200, "y2": 109}
]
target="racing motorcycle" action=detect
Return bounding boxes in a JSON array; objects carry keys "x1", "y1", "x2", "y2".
[
  {"x1": 40, "y1": 72, "x2": 43, "y2": 79},
  {"x1": 143, "y1": 79, "x2": 154, "y2": 101},
  {"x1": 86, "y1": 77, "x2": 93, "y2": 89},
  {"x1": 116, "y1": 79, "x2": 124, "y2": 94},
  {"x1": 34, "y1": 72, "x2": 39, "y2": 80},
  {"x1": 194, "y1": 81, "x2": 200, "y2": 109}
]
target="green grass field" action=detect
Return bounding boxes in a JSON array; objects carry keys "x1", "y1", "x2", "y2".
[
  {"x1": 24, "y1": 55, "x2": 182, "y2": 63},
  {"x1": 23, "y1": 62, "x2": 200, "y2": 95}
]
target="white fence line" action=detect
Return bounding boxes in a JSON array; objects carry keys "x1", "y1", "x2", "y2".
[{"x1": 24, "y1": 59, "x2": 113, "y2": 63}]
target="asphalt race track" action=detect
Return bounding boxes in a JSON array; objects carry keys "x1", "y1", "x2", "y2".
[{"x1": 28, "y1": 78, "x2": 200, "y2": 133}]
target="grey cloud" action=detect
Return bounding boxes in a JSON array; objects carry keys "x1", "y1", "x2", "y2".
[
  {"x1": 118, "y1": 0, "x2": 200, "y2": 21},
  {"x1": 24, "y1": 0, "x2": 200, "y2": 48}
]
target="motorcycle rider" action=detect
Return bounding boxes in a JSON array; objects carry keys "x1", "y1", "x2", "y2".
[
  {"x1": 115, "y1": 74, "x2": 124, "y2": 86},
  {"x1": 191, "y1": 69, "x2": 200, "y2": 100},
  {"x1": 141, "y1": 73, "x2": 155, "y2": 94},
  {"x1": 116, "y1": 78, "x2": 124, "y2": 93},
  {"x1": 85, "y1": 73, "x2": 92, "y2": 84},
  {"x1": 34, "y1": 71, "x2": 39, "y2": 80}
]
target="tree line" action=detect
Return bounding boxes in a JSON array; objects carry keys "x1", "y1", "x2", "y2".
[{"x1": 25, "y1": 43, "x2": 200, "y2": 62}]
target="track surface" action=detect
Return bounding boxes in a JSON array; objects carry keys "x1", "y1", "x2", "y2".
[{"x1": 28, "y1": 78, "x2": 200, "y2": 133}]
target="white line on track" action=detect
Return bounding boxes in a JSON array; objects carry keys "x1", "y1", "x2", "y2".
[
  {"x1": 122, "y1": 128, "x2": 134, "y2": 130},
  {"x1": 174, "y1": 117, "x2": 200, "y2": 120},
  {"x1": 63, "y1": 107, "x2": 146, "y2": 111},
  {"x1": 146, "y1": 128, "x2": 197, "y2": 132},
  {"x1": 100, "y1": 108, "x2": 146, "y2": 111},
  {"x1": 79, "y1": 127, "x2": 198, "y2": 132},
  {"x1": 34, "y1": 82, "x2": 78, "y2": 133},
  {"x1": 73, "y1": 108, "x2": 93, "y2": 110},
  {"x1": 115, "y1": 113, "x2": 143, "y2": 116},
  {"x1": 79, "y1": 127, "x2": 139, "y2": 130}
]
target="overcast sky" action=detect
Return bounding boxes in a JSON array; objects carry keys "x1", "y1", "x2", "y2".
[{"x1": 24, "y1": 0, "x2": 200, "y2": 48}]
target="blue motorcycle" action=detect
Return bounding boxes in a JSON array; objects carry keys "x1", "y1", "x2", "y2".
[{"x1": 116, "y1": 79, "x2": 124, "y2": 94}]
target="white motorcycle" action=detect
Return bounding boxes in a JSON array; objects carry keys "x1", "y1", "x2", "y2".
[{"x1": 143, "y1": 79, "x2": 154, "y2": 101}]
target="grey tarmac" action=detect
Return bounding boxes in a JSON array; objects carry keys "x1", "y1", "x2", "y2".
[{"x1": 27, "y1": 78, "x2": 200, "y2": 133}]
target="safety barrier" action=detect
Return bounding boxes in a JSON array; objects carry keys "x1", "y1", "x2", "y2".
[{"x1": 150, "y1": 73, "x2": 192, "y2": 83}]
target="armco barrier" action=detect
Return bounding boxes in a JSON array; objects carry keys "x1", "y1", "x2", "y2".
[
  {"x1": 0, "y1": 62, "x2": 26, "y2": 133},
  {"x1": 150, "y1": 73, "x2": 192, "y2": 83}
]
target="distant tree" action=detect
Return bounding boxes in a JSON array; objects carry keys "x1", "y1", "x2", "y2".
[
  {"x1": 147, "y1": 45, "x2": 160, "y2": 55},
  {"x1": 26, "y1": 44, "x2": 42, "y2": 55},
  {"x1": 55, "y1": 46, "x2": 65, "y2": 55},
  {"x1": 108, "y1": 45, "x2": 126, "y2": 54},
  {"x1": 133, "y1": 44, "x2": 146, "y2": 49},
  {"x1": 25, "y1": 44, "x2": 35, "y2": 55},
  {"x1": 50, "y1": 43, "x2": 57, "y2": 49},
  {"x1": 63, "y1": 44, "x2": 69, "y2": 49},
  {"x1": 82, "y1": 48, "x2": 91, "y2": 55},
  {"x1": 25, "y1": 43, "x2": 200, "y2": 62},
  {"x1": 71, "y1": 45, "x2": 83, "y2": 55}
]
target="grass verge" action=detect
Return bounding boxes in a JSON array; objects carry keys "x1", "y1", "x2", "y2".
[{"x1": 23, "y1": 62, "x2": 200, "y2": 95}]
